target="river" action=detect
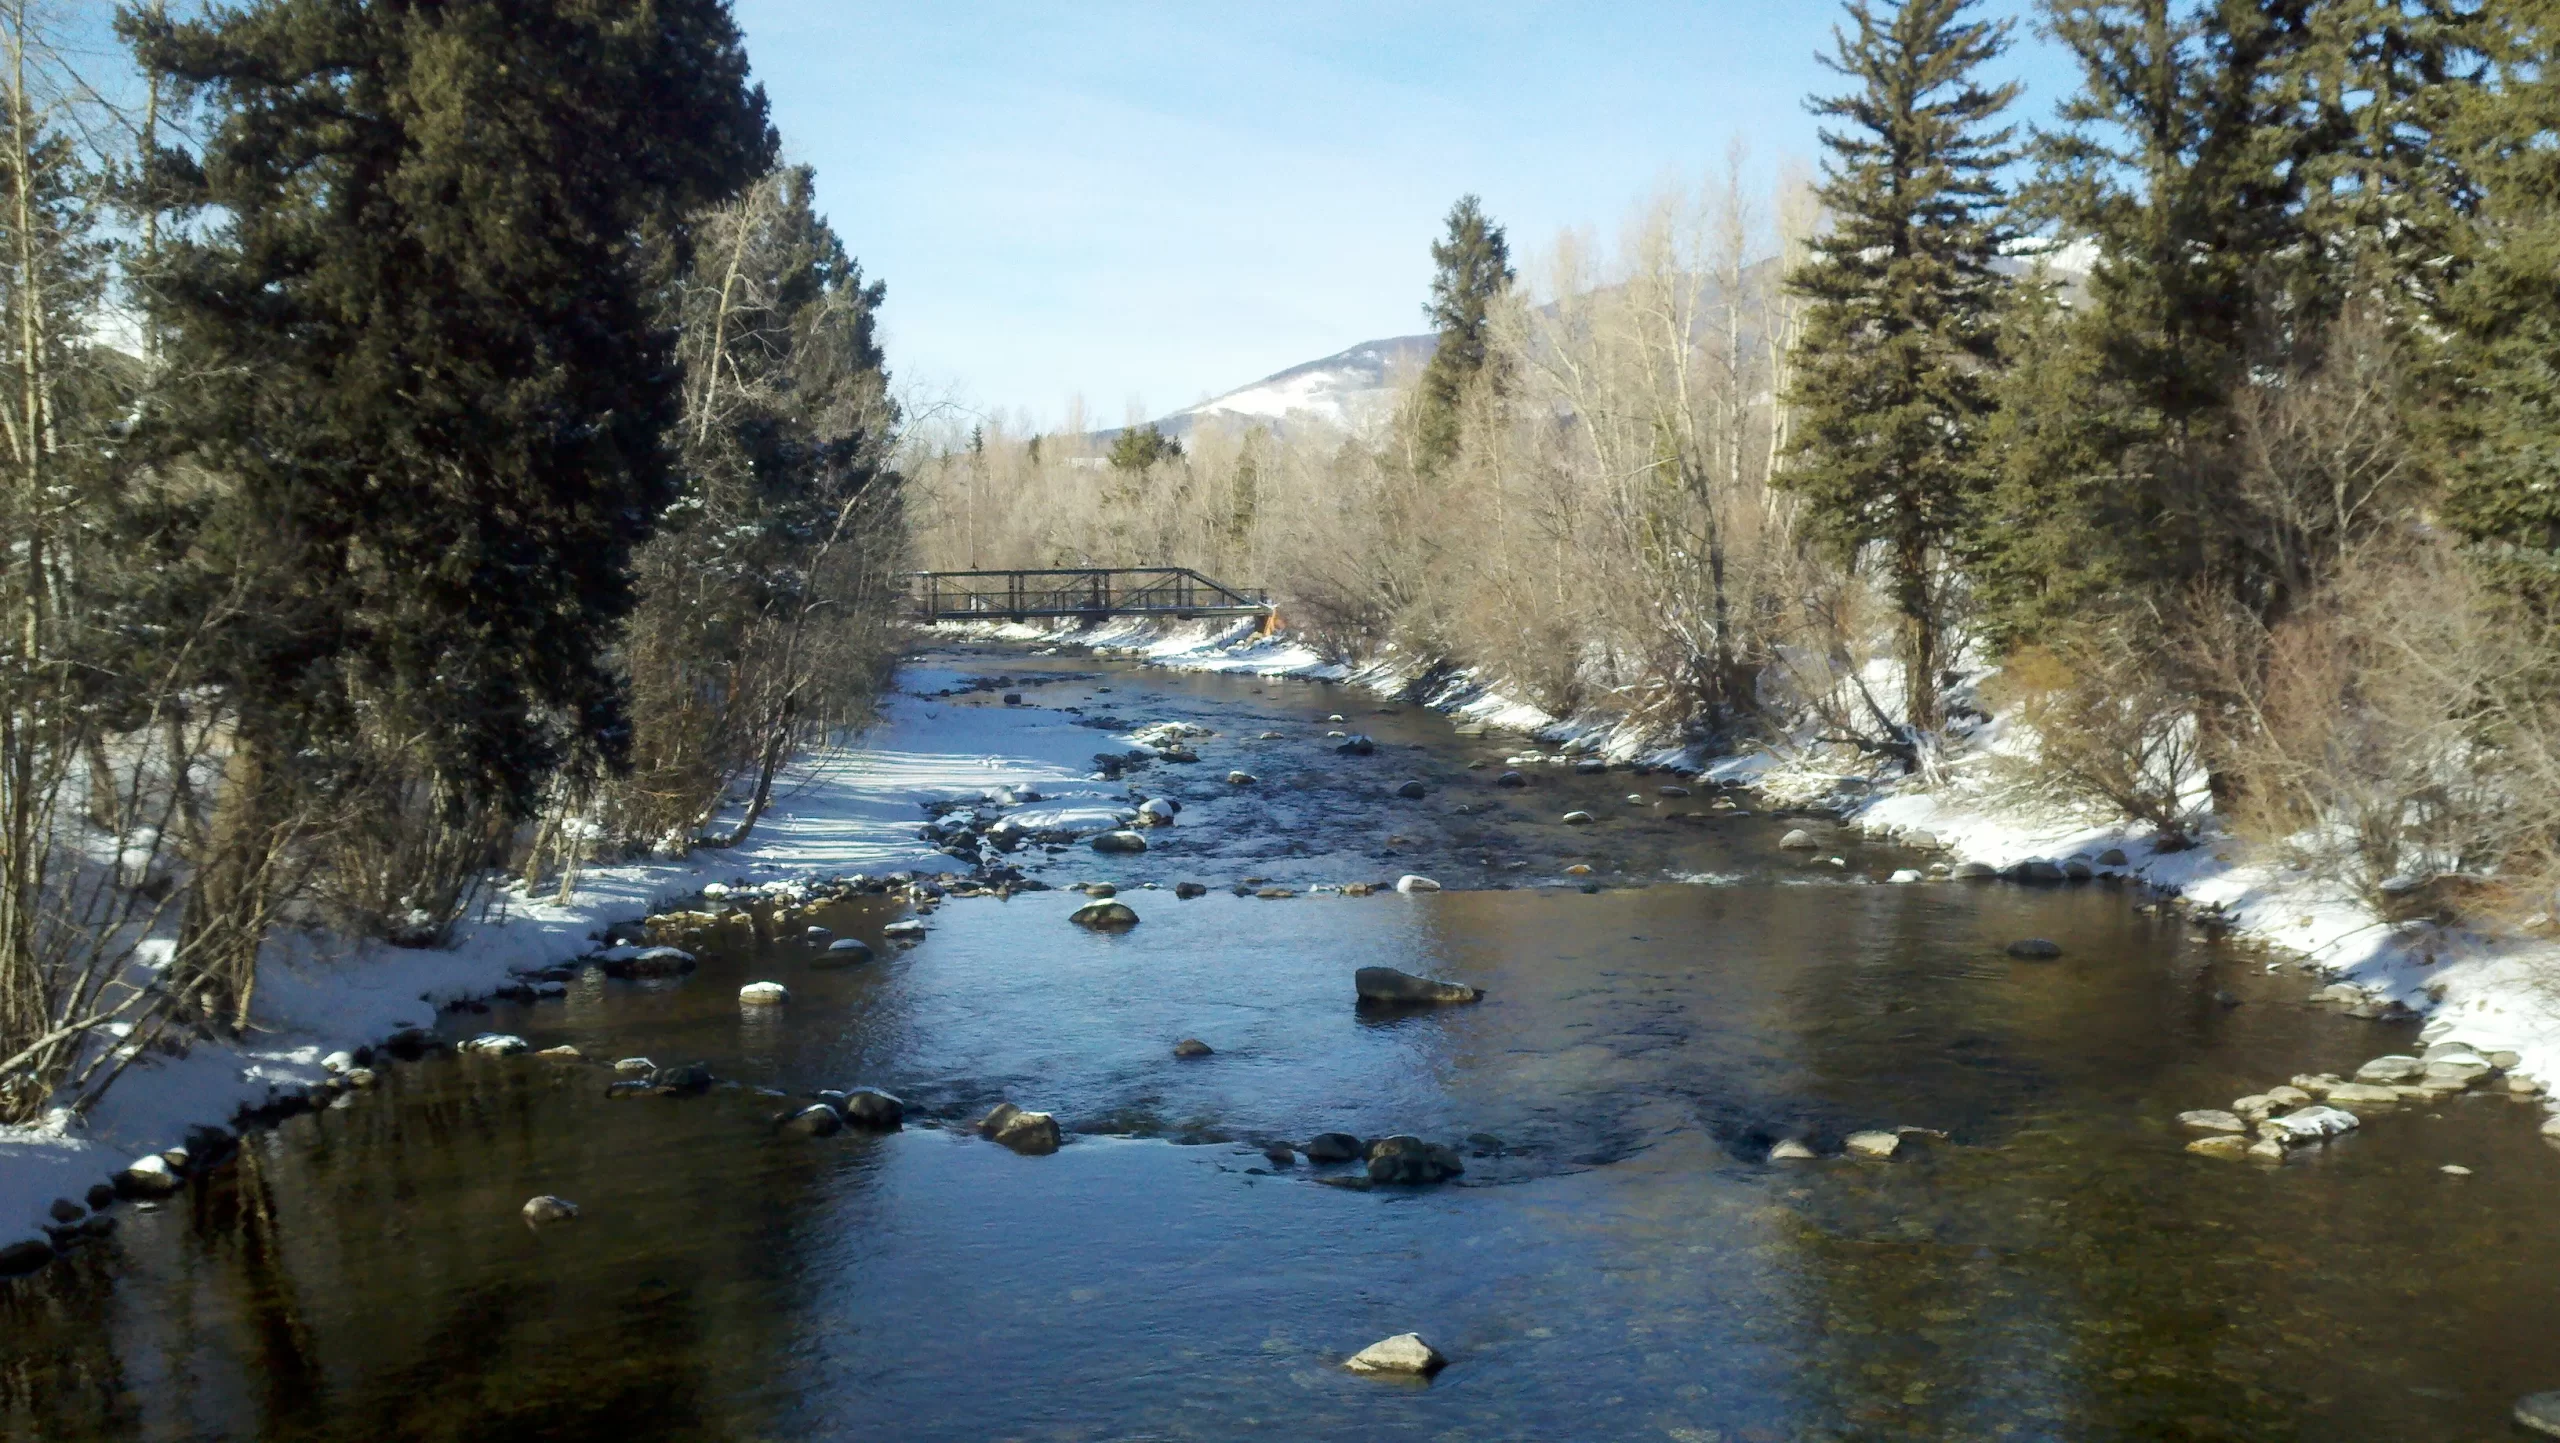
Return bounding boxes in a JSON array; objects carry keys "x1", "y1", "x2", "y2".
[{"x1": 4, "y1": 643, "x2": 2557, "y2": 1442}]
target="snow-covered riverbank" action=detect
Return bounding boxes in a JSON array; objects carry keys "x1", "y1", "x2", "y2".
[
  {"x1": 0, "y1": 666, "x2": 1129, "y2": 1260},
  {"x1": 962, "y1": 615, "x2": 2560, "y2": 1123}
]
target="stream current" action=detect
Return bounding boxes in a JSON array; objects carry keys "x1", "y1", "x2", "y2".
[{"x1": 5, "y1": 643, "x2": 2558, "y2": 1442}]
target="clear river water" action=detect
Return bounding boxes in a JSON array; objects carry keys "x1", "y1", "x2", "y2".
[{"x1": 4, "y1": 644, "x2": 2557, "y2": 1442}]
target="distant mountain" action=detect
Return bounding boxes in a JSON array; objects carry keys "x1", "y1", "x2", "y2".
[
  {"x1": 1129, "y1": 244, "x2": 2088, "y2": 445},
  {"x1": 1145, "y1": 333, "x2": 1436, "y2": 440}
]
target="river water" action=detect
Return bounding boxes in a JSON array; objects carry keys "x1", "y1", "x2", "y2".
[{"x1": 5, "y1": 646, "x2": 2558, "y2": 1442}]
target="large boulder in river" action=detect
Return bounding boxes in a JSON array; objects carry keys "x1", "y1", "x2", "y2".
[
  {"x1": 821, "y1": 937, "x2": 874, "y2": 964},
  {"x1": 1071, "y1": 900, "x2": 1140, "y2": 930},
  {"x1": 840, "y1": 1089, "x2": 905, "y2": 1129},
  {"x1": 776, "y1": 1103, "x2": 842, "y2": 1138},
  {"x1": 1843, "y1": 1131, "x2": 1901, "y2": 1160},
  {"x1": 1091, "y1": 829, "x2": 1149, "y2": 854},
  {"x1": 2354, "y1": 1055, "x2": 2423, "y2": 1083},
  {"x1": 1779, "y1": 829, "x2": 1819, "y2": 850},
  {"x1": 1355, "y1": 966, "x2": 1481, "y2": 1005},
  {"x1": 1345, "y1": 1332, "x2": 1447, "y2": 1376},
  {"x1": 1302, "y1": 1132, "x2": 1364, "y2": 1163},
  {"x1": 978, "y1": 1102, "x2": 1062, "y2": 1155},
  {"x1": 1366, "y1": 1135, "x2": 1464, "y2": 1185},
  {"x1": 520, "y1": 1195, "x2": 579, "y2": 1224},
  {"x1": 112, "y1": 1154, "x2": 186, "y2": 1200}
]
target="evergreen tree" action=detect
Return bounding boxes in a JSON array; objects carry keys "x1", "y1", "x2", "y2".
[
  {"x1": 1977, "y1": 0, "x2": 2468, "y2": 634},
  {"x1": 1784, "y1": 0, "x2": 2018, "y2": 734},
  {"x1": 124, "y1": 0, "x2": 774, "y2": 1018},
  {"x1": 1413, "y1": 194, "x2": 1513, "y2": 471},
  {"x1": 1108, "y1": 422, "x2": 1181, "y2": 472},
  {"x1": 2439, "y1": 0, "x2": 2560, "y2": 607}
]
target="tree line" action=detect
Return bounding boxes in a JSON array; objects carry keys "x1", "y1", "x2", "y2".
[
  {"x1": 0, "y1": 0, "x2": 902, "y2": 1121},
  {"x1": 913, "y1": 0, "x2": 2560, "y2": 926}
]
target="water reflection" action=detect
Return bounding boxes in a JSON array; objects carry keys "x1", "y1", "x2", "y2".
[{"x1": 5, "y1": 651, "x2": 2558, "y2": 1440}]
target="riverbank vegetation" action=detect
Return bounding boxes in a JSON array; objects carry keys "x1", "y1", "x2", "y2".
[
  {"x1": 909, "y1": 0, "x2": 2560, "y2": 930},
  {"x1": 0, "y1": 1, "x2": 903, "y2": 1121}
]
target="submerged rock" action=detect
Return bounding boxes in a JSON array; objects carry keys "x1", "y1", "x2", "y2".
[
  {"x1": 521, "y1": 1195, "x2": 579, "y2": 1224},
  {"x1": 882, "y1": 919, "x2": 928, "y2": 940},
  {"x1": 1951, "y1": 862, "x2": 1997, "y2": 880},
  {"x1": 1173, "y1": 882, "x2": 1208, "y2": 899},
  {"x1": 840, "y1": 1089, "x2": 905, "y2": 1129},
  {"x1": 1843, "y1": 1131, "x2": 1900, "y2": 1160},
  {"x1": 978, "y1": 1102, "x2": 1062, "y2": 1155},
  {"x1": 1070, "y1": 900, "x2": 1140, "y2": 930},
  {"x1": 2186, "y1": 1135, "x2": 2249, "y2": 1159},
  {"x1": 1172, "y1": 1038, "x2": 1215, "y2": 1059},
  {"x1": 1563, "y1": 811, "x2": 1597, "y2": 826},
  {"x1": 1355, "y1": 966, "x2": 1481, "y2": 1005},
  {"x1": 2178, "y1": 1109, "x2": 2248, "y2": 1135},
  {"x1": 1262, "y1": 1143, "x2": 1297, "y2": 1166},
  {"x1": 1394, "y1": 780, "x2": 1428, "y2": 799},
  {"x1": 1496, "y1": 770, "x2": 1526, "y2": 788},
  {"x1": 2005, "y1": 938, "x2": 2062, "y2": 959},
  {"x1": 0, "y1": 1239, "x2": 52, "y2": 1276},
  {"x1": 1345, "y1": 1332, "x2": 1448, "y2": 1376},
  {"x1": 641, "y1": 1063, "x2": 713, "y2": 1097},
  {"x1": 2325, "y1": 1081, "x2": 2402, "y2": 1106},
  {"x1": 1090, "y1": 829, "x2": 1149, "y2": 854},
  {"x1": 612, "y1": 946, "x2": 697, "y2": 978},
  {"x1": 823, "y1": 937, "x2": 874, "y2": 962},
  {"x1": 1226, "y1": 770, "x2": 1256, "y2": 785},
  {"x1": 1336, "y1": 734, "x2": 1376, "y2": 756},
  {"x1": 1366, "y1": 1135, "x2": 1465, "y2": 1185}
]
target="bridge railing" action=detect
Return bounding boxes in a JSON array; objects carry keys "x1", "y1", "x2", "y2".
[{"x1": 907, "y1": 567, "x2": 1272, "y2": 622}]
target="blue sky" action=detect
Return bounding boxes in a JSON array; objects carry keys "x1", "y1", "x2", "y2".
[
  {"x1": 57, "y1": 2, "x2": 2084, "y2": 430},
  {"x1": 736, "y1": 1, "x2": 2083, "y2": 430}
]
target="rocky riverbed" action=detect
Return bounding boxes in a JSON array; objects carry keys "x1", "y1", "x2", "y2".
[{"x1": 5, "y1": 641, "x2": 2559, "y2": 1443}]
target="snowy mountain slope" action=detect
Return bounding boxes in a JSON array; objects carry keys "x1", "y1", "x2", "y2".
[{"x1": 1148, "y1": 332, "x2": 1436, "y2": 440}]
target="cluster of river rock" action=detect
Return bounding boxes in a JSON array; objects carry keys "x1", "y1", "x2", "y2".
[{"x1": 2178, "y1": 1041, "x2": 2555, "y2": 1163}]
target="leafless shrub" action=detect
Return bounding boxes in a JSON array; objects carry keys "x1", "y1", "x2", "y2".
[
  {"x1": 2192, "y1": 536, "x2": 2560, "y2": 909},
  {"x1": 1986, "y1": 628, "x2": 2211, "y2": 844}
]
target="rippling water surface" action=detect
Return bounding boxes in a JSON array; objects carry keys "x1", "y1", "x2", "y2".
[{"x1": 5, "y1": 647, "x2": 2557, "y2": 1442}]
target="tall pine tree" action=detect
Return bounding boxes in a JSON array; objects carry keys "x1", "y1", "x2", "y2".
[
  {"x1": 2440, "y1": 0, "x2": 2560, "y2": 607},
  {"x1": 1412, "y1": 194, "x2": 1513, "y2": 472},
  {"x1": 1784, "y1": 0, "x2": 2018, "y2": 734},
  {"x1": 126, "y1": 0, "x2": 774, "y2": 1020}
]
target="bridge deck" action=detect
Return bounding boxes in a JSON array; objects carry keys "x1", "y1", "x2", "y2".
[{"x1": 908, "y1": 567, "x2": 1272, "y2": 623}]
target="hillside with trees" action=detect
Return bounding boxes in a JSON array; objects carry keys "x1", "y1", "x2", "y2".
[{"x1": 911, "y1": 0, "x2": 2560, "y2": 937}]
